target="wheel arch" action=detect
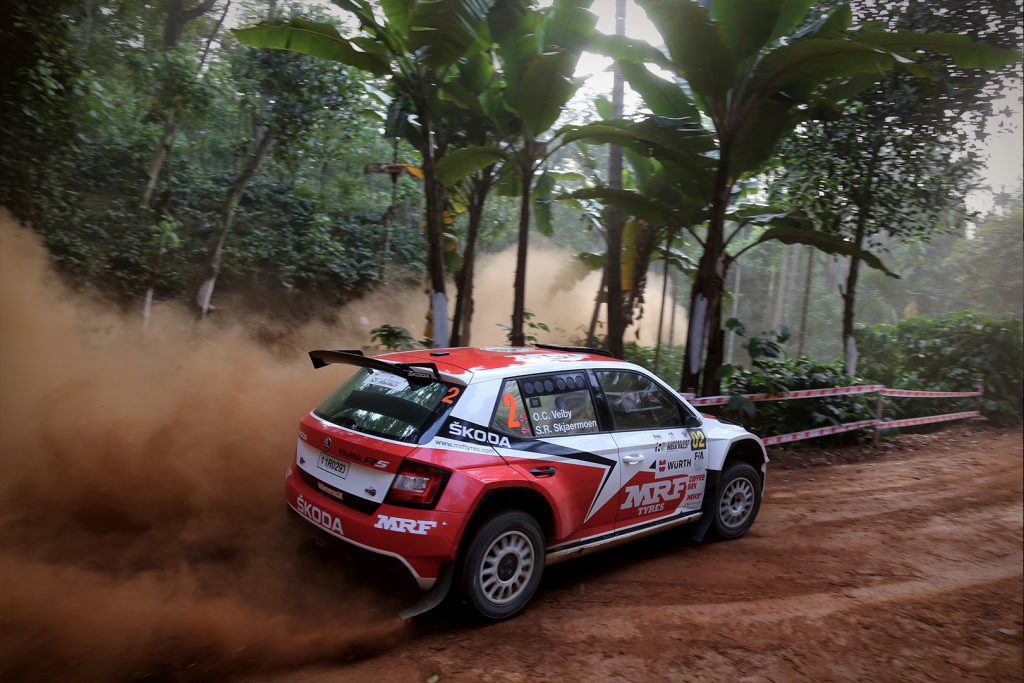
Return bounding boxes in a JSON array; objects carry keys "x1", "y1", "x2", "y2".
[
  {"x1": 722, "y1": 438, "x2": 768, "y2": 489},
  {"x1": 460, "y1": 485, "x2": 557, "y2": 555}
]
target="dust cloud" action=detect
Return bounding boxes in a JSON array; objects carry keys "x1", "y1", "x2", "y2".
[
  {"x1": 0, "y1": 216, "x2": 408, "y2": 682},
  {"x1": 468, "y1": 244, "x2": 687, "y2": 347},
  {"x1": 0, "y1": 214, "x2": 684, "y2": 681}
]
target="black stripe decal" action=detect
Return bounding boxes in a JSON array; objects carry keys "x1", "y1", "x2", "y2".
[
  {"x1": 439, "y1": 417, "x2": 618, "y2": 521},
  {"x1": 548, "y1": 509, "x2": 701, "y2": 553}
]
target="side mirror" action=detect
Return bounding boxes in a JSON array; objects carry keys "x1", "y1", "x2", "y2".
[{"x1": 684, "y1": 414, "x2": 703, "y2": 429}]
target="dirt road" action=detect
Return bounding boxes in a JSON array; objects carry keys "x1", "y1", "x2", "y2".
[{"x1": 248, "y1": 427, "x2": 1023, "y2": 683}]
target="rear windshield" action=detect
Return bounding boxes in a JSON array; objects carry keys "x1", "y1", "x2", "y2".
[{"x1": 313, "y1": 368, "x2": 448, "y2": 443}]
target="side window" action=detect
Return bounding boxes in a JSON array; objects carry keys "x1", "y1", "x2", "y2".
[
  {"x1": 491, "y1": 379, "x2": 533, "y2": 437},
  {"x1": 596, "y1": 370, "x2": 685, "y2": 431},
  {"x1": 520, "y1": 373, "x2": 600, "y2": 437}
]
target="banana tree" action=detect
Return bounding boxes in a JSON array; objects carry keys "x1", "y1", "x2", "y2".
[
  {"x1": 609, "y1": 0, "x2": 1019, "y2": 395},
  {"x1": 436, "y1": 0, "x2": 598, "y2": 346},
  {"x1": 439, "y1": 53, "x2": 510, "y2": 346},
  {"x1": 235, "y1": 0, "x2": 495, "y2": 346}
]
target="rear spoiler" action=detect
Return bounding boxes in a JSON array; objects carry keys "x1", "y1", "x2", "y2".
[{"x1": 308, "y1": 349, "x2": 441, "y2": 383}]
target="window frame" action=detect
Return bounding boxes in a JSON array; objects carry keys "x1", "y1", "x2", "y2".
[
  {"x1": 488, "y1": 370, "x2": 606, "y2": 439},
  {"x1": 313, "y1": 367, "x2": 460, "y2": 445},
  {"x1": 487, "y1": 367, "x2": 702, "y2": 439},
  {"x1": 591, "y1": 368, "x2": 703, "y2": 433}
]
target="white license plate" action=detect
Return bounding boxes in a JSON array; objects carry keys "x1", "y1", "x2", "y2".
[{"x1": 316, "y1": 453, "x2": 349, "y2": 479}]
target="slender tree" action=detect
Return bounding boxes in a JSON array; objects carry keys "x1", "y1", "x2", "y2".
[
  {"x1": 774, "y1": 0, "x2": 1021, "y2": 374},
  {"x1": 236, "y1": 0, "x2": 496, "y2": 345}
]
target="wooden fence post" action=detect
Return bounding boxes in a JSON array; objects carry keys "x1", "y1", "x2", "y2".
[{"x1": 873, "y1": 390, "x2": 886, "y2": 446}]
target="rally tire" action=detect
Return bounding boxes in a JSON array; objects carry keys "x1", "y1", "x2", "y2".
[
  {"x1": 459, "y1": 511, "x2": 545, "y2": 620},
  {"x1": 712, "y1": 463, "x2": 762, "y2": 540}
]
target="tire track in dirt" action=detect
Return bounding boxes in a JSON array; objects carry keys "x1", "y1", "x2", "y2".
[{"x1": 246, "y1": 427, "x2": 1022, "y2": 683}]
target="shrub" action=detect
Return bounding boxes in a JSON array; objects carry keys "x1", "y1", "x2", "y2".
[
  {"x1": 717, "y1": 357, "x2": 877, "y2": 442},
  {"x1": 857, "y1": 312, "x2": 1022, "y2": 424}
]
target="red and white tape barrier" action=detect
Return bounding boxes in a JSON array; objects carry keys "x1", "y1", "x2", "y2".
[
  {"x1": 680, "y1": 383, "x2": 984, "y2": 446},
  {"x1": 761, "y1": 419, "x2": 879, "y2": 446},
  {"x1": 878, "y1": 411, "x2": 981, "y2": 430},
  {"x1": 879, "y1": 388, "x2": 982, "y2": 398},
  {"x1": 688, "y1": 384, "x2": 884, "y2": 407}
]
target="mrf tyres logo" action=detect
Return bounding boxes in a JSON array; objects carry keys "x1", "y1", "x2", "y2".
[
  {"x1": 447, "y1": 419, "x2": 512, "y2": 449},
  {"x1": 295, "y1": 494, "x2": 343, "y2": 535},
  {"x1": 375, "y1": 515, "x2": 438, "y2": 535},
  {"x1": 621, "y1": 475, "x2": 692, "y2": 515}
]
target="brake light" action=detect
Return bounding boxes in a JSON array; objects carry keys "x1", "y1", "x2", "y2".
[{"x1": 386, "y1": 461, "x2": 449, "y2": 508}]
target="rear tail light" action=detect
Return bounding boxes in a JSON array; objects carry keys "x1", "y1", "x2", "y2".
[{"x1": 386, "y1": 461, "x2": 450, "y2": 508}]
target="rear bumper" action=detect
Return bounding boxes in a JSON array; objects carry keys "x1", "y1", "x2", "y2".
[{"x1": 285, "y1": 465, "x2": 465, "y2": 589}]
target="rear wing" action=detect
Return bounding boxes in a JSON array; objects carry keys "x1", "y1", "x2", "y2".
[{"x1": 308, "y1": 349, "x2": 442, "y2": 384}]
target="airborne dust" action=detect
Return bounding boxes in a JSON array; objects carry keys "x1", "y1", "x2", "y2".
[
  {"x1": 0, "y1": 214, "x2": 685, "y2": 681},
  {"x1": 0, "y1": 216, "x2": 409, "y2": 682}
]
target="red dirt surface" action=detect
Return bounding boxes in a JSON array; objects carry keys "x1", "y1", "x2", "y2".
[{"x1": 246, "y1": 426, "x2": 1023, "y2": 683}]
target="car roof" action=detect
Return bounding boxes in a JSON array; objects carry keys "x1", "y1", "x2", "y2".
[{"x1": 376, "y1": 346, "x2": 626, "y2": 383}]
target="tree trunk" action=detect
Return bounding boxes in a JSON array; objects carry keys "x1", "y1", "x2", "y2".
[
  {"x1": 604, "y1": 0, "x2": 627, "y2": 358},
  {"x1": 841, "y1": 141, "x2": 881, "y2": 375},
  {"x1": 725, "y1": 262, "x2": 741, "y2": 364},
  {"x1": 653, "y1": 230, "x2": 674, "y2": 373},
  {"x1": 142, "y1": 1, "x2": 227, "y2": 208},
  {"x1": 770, "y1": 244, "x2": 790, "y2": 331},
  {"x1": 419, "y1": 113, "x2": 449, "y2": 347},
  {"x1": 682, "y1": 155, "x2": 731, "y2": 395},
  {"x1": 797, "y1": 247, "x2": 814, "y2": 357},
  {"x1": 510, "y1": 152, "x2": 533, "y2": 346},
  {"x1": 841, "y1": 213, "x2": 868, "y2": 375},
  {"x1": 141, "y1": 110, "x2": 179, "y2": 207},
  {"x1": 197, "y1": 127, "x2": 275, "y2": 317},
  {"x1": 79, "y1": 0, "x2": 93, "y2": 50},
  {"x1": 163, "y1": 0, "x2": 218, "y2": 49},
  {"x1": 586, "y1": 266, "x2": 607, "y2": 348},
  {"x1": 451, "y1": 173, "x2": 490, "y2": 346},
  {"x1": 198, "y1": 0, "x2": 230, "y2": 70},
  {"x1": 667, "y1": 267, "x2": 678, "y2": 348}
]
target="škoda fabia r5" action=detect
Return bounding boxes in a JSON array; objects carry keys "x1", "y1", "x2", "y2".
[{"x1": 286, "y1": 345, "x2": 767, "y2": 619}]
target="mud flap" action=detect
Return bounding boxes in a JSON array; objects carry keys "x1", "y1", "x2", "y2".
[
  {"x1": 690, "y1": 469, "x2": 721, "y2": 542},
  {"x1": 399, "y1": 562, "x2": 454, "y2": 620}
]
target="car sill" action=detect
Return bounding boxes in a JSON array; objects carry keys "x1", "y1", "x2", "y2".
[{"x1": 545, "y1": 510, "x2": 703, "y2": 565}]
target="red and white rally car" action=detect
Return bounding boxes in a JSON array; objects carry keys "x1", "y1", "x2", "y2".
[{"x1": 286, "y1": 344, "x2": 767, "y2": 619}]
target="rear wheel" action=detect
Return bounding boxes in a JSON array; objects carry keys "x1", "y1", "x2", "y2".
[
  {"x1": 459, "y1": 511, "x2": 545, "y2": 620},
  {"x1": 712, "y1": 462, "x2": 762, "y2": 539}
]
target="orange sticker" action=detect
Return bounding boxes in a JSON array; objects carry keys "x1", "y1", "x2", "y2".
[
  {"x1": 442, "y1": 386, "x2": 461, "y2": 405},
  {"x1": 503, "y1": 393, "x2": 522, "y2": 428}
]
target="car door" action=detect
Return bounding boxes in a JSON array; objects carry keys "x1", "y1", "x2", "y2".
[
  {"x1": 593, "y1": 369, "x2": 708, "y2": 531},
  {"x1": 489, "y1": 372, "x2": 621, "y2": 543}
]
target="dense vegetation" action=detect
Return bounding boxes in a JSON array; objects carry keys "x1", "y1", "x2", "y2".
[{"x1": 1, "y1": 0, "x2": 1021, "y2": 425}]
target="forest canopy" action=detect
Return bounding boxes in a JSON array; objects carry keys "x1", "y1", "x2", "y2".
[{"x1": 0, "y1": 0, "x2": 1020, "y2": 403}]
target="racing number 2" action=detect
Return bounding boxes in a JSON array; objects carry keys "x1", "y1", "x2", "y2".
[
  {"x1": 442, "y1": 387, "x2": 461, "y2": 405},
  {"x1": 503, "y1": 393, "x2": 522, "y2": 429}
]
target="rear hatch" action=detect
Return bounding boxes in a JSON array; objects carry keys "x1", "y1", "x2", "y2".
[{"x1": 296, "y1": 359, "x2": 454, "y2": 512}]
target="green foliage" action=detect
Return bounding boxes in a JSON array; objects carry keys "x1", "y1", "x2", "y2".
[
  {"x1": 0, "y1": 1, "x2": 94, "y2": 226},
  {"x1": 622, "y1": 343, "x2": 685, "y2": 389},
  {"x1": 707, "y1": 310, "x2": 1024, "y2": 442},
  {"x1": 499, "y1": 309, "x2": 550, "y2": 345},
  {"x1": 857, "y1": 312, "x2": 1023, "y2": 425},
  {"x1": 370, "y1": 323, "x2": 417, "y2": 351},
  {"x1": 720, "y1": 357, "x2": 878, "y2": 442},
  {"x1": 947, "y1": 200, "x2": 1024, "y2": 315}
]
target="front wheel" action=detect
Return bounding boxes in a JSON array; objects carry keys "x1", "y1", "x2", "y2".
[
  {"x1": 712, "y1": 463, "x2": 762, "y2": 539},
  {"x1": 459, "y1": 511, "x2": 545, "y2": 620}
]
